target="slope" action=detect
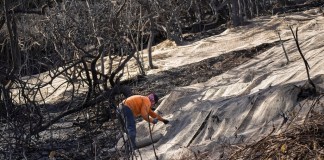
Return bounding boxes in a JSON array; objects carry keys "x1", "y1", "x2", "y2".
[{"x1": 135, "y1": 8, "x2": 324, "y2": 160}]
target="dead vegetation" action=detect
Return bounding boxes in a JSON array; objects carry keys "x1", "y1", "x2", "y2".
[
  {"x1": 1, "y1": 1, "x2": 324, "y2": 159},
  {"x1": 229, "y1": 94, "x2": 324, "y2": 160}
]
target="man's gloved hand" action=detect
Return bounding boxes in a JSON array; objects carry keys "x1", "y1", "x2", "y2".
[
  {"x1": 163, "y1": 119, "x2": 169, "y2": 124},
  {"x1": 152, "y1": 118, "x2": 158, "y2": 124}
]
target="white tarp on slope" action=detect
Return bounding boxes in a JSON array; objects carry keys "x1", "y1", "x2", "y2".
[{"x1": 136, "y1": 9, "x2": 324, "y2": 160}]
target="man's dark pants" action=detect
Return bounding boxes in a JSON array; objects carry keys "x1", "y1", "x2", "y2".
[{"x1": 120, "y1": 104, "x2": 137, "y2": 149}]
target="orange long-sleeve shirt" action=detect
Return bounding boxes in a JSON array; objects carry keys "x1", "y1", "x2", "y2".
[{"x1": 123, "y1": 95, "x2": 164, "y2": 123}]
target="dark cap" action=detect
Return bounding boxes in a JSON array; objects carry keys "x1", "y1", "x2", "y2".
[
  {"x1": 148, "y1": 93, "x2": 159, "y2": 104},
  {"x1": 152, "y1": 93, "x2": 159, "y2": 103}
]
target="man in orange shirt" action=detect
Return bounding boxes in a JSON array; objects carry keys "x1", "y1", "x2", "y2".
[{"x1": 119, "y1": 93, "x2": 169, "y2": 149}]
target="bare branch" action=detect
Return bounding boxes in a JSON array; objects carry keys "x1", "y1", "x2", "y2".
[{"x1": 289, "y1": 26, "x2": 316, "y2": 92}]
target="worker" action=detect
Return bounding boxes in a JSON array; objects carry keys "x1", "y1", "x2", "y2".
[{"x1": 118, "y1": 93, "x2": 169, "y2": 149}]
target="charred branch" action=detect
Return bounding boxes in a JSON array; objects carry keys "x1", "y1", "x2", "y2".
[{"x1": 289, "y1": 26, "x2": 316, "y2": 93}]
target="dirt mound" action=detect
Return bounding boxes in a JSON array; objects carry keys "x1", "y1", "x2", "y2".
[{"x1": 153, "y1": 40, "x2": 177, "y2": 51}]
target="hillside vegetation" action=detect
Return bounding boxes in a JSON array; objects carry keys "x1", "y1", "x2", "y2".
[{"x1": 1, "y1": 0, "x2": 324, "y2": 159}]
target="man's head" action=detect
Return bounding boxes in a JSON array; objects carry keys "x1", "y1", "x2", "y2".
[{"x1": 148, "y1": 93, "x2": 159, "y2": 106}]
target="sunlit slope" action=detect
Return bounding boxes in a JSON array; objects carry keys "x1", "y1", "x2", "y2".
[{"x1": 137, "y1": 9, "x2": 324, "y2": 160}]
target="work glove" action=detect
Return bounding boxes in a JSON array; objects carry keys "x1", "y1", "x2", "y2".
[
  {"x1": 152, "y1": 118, "x2": 158, "y2": 124},
  {"x1": 162, "y1": 119, "x2": 169, "y2": 124}
]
